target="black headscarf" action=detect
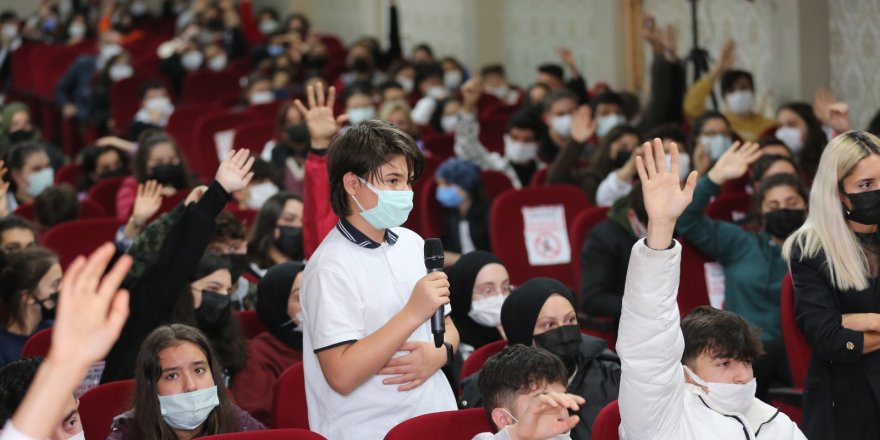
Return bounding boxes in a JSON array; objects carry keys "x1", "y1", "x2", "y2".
[
  {"x1": 449, "y1": 251, "x2": 505, "y2": 349},
  {"x1": 501, "y1": 277, "x2": 577, "y2": 346},
  {"x1": 256, "y1": 261, "x2": 306, "y2": 350}
]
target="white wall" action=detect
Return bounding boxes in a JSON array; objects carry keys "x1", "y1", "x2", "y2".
[{"x1": 829, "y1": 0, "x2": 880, "y2": 130}]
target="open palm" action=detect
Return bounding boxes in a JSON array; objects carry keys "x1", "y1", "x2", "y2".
[
  {"x1": 294, "y1": 83, "x2": 349, "y2": 149},
  {"x1": 708, "y1": 141, "x2": 761, "y2": 184},
  {"x1": 636, "y1": 138, "x2": 697, "y2": 225}
]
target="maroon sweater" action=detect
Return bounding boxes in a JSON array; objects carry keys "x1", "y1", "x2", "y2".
[{"x1": 229, "y1": 332, "x2": 303, "y2": 426}]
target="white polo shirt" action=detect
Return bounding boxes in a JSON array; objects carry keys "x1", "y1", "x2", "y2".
[{"x1": 301, "y1": 219, "x2": 457, "y2": 440}]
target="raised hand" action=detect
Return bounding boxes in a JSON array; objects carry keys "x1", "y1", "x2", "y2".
[
  {"x1": 712, "y1": 39, "x2": 736, "y2": 76},
  {"x1": 661, "y1": 23, "x2": 679, "y2": 61},
  {"x1": 215, "y1": 149, "x2": 255, "y2": 193},
  {"x1": 556, "y1": 47, "x2": 576, "y2": 67},
  {"x1": 293, "y1": 82, "x2": 349, "y2": 150},
  {"x1": 571, "y1": 105, "x2": 596, "y2": 144},
  {"x1": 828, "y1": 102, "x2": 851, "y2": 134},
  {"x1": 636, "y1": 139, "x2": 697, "y2": 249},
  {"x1": 706, "y1": 141, "x2": 761, "y2": 185},
  {"x1": 378, "y1": 341, "x2": 446, "y2": 391},
  {"x1": 185, "y1": 185, "x2": 209, "y2": 206},
  {"x1": 460, "y1": 76, "x2": 482, "y2": 113},
  {"x1": 0, "y1": 160, "x2": 9, "y2": 218},
  {"x1": 508, "y1": 391, "x2": 584, "y2": 440},
  {"x1": 131, "y1": 180, "x2": 163, "y2": 225},
  {"x1": 50, "y1": 243, "x2": 132, "y2": 367},
  {"x1": 813, "y1": 88, "x2": 835, "y2": 125}
]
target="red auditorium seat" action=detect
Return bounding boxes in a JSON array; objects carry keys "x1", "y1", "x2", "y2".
[
  {"x1": 245, "y1": 100, "x2": 285, "y2": 121},
  {"x1": 21, "y1": 327, "x2": 52, "y2": 358},
  {"x1": 236, "y1": 310, "x2": 268, "y2": 339},
  {"x1": 182, "y1": 70, "x2": 242, "y2": 105},
  {"x1": 530, "y1": 167, "x2": 548, "y2": 186},
  {"x1": 705, "y1": 192, "x2": 753, "y2": 223},
  {"x1": 166, "y1": 103, "x2": 223, "y2": 158},
  {"x1": 591, "y1": 400, "x2": 621, "y2": 440},
  {"x1": 422, "y1": 132, "x2": 455, "y2": 160},
  {"x1": 489, "y1": 185, "x2": 589, "y2": 288},
  {"x1": 768, "y1": 273, "x2": 810, "y2": 426},
  {"x1": 232, "y1": 120, "x2": 276, "y2": 156},
  {"x1": 273, "y1": 362, "x2": 309, "y2": 429},
  {"x1": 12, "y1": 199, "x2": 106, "y2": 224},
  {"x1": 383, "y1": 408, "x2": 493, "y2": 440},
  {"x1": 478, "y1": 115, "x2": 509, "y2": 155},
  {"x1": 479, "y1": 170, "x2": 515, "y2": 199},
  {"x1": 459, "y1": 339, "x2": 506, "y2": 382},
  {"x1": 79, "y1": 380, "x2": 135, "y2": 440},
  {"x1": 42, "y1": 218, "x2": 121, "y2": 269},
  {"x1": 403, "y1": 155, "x2": 442, "y2": 236},
  {"x1": 676, "y1": 239, "x2": 713, "y2": 316},
  {"x1": 110, "y1": 75, "x2": 153, "y2": 133},
  {"x1": 55, "y1": 163, "x2": 82, "y2": 186},
  {"x1": 568, "y1": 206, "x2": 611, "y2": 296},
  {"x1": 190, "y1": 111, "x2": 258, "y2": 180},
  {"x1": 86, "y1": 176, "x2": 128, "y2": 217},
  {"x1": 417, "y1": 176, "x2": 444, "y2": 240},
  {"x1": 203, "y1": 430, "x2": 327, "y2": 440}
]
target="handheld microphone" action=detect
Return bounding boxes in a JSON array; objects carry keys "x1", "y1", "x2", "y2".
[{"x1": 424, "y1": 238, "x2": 445, "y2": 348}]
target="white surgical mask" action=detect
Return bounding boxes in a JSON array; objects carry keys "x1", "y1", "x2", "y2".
[
  {"x1": 725, "y1": 90, "x2": 753, "y2": 115},
  {"x1": 98, "y1": 43, "x2": 122, "y2": 69},
  {"x1": 158, "y1": 386, "x2": 220, "y2": 430},
  {"x1": 181, "y1": 50, "x2": 204, "y2": 71},
  {"x1": 109, "y1": 63, "x2": 134, "y2": 81},
  {"x1": 294, "y1": 309, "x2": 304, "y2": 327},
  {"x1": 504, "y1": 135, "x2": 538, "y2": 164},
  {"x1": 2, "y1": 23, "x2": 18, "y2": 40},
  {"x1": 67, "y1": 431, "x2": 85, "y2": 440},
  {"x1": 685, "y1": 366, "x2": 756, "y2": 415},
  {"x1": 250, "y1": 90, "x2": 275, "y2": 106},
  {"x1": 68, "y1": 23, "x2": 86, "y2": 38},
  {"x1": 207, "y1": 54, "x2": 227, "y2": 71},
  {"x1": 246, "y1": 181, "x2": 279, "y2": 209},
  {"x1": 351, "y1": 177, "x2": 414, "y2": 230},
  {"x1": 259, "y1": 20, "x2": 279, "y2": 35},
  {"x1": 443, "y1": 70, "x2": 463, "y2": 90},
  {"x1": 145, "y1": 96, "x2": 173, "y2": 114},
  {"x1": 775, "y1": 126, "x2": 804, "y2": 154},
  {"x1": 396, "y1": 76, "x2": 414, "y2": 93},
  {"x1": 441, "y1": 114, "x2": 458, "y2": 133},
  {"x1": 347, "y1": 106, "x2": 376, "y2": 125},
  {"x1": 700, "y1": 134, "x2": 733, "y2": 160},
  {"x1": 487, "y1": 85, "x2": 510, "y2": 99},
  {"x1": 27, "y1": 167, "x2": 54, "y2": 198},
  {"x1": 129, "y1": 1, "x2": 148, "y2": 16},
  {"x1": 499, "y1": 409, "x2": 571, "y2": 440},
  {"x1": 550, "y1": 114, "x2": 573, "y2": 138},
  {"x1": 468, "y1": 294, "x2": 505, "y2": 327},
  {"x1": 427, "y1": 85, "x2": 447, "y2": 100},
  {"x1": 665, "y1": 152, "x2": 691, "y2": 181},
  {"x1": 596, "y1": 114, "x2": 627, "y2": 137}
]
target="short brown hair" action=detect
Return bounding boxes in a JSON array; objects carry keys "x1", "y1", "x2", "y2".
[
  {"x1": 34, "y1": 184, "x2": 80, "y2": 229},
  {"x1": 327, "y1": 120, "x2": 424, "y2": 218},
  {"x1": 681, "y1": 306, "x2": 764, "y2": 366}
]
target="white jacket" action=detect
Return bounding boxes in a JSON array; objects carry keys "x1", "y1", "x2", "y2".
[{"x1": 616, "y1": 240, "x2": 806, "y2": 440}]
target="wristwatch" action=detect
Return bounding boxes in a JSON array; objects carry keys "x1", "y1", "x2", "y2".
[{"x1": 443, "y1": 342, "x2": 454, "y2": 366}]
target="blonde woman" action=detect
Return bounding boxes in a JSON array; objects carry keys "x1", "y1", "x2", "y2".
[{"x1": 783, "y1": 130, "x2": 880, "y2": 439}]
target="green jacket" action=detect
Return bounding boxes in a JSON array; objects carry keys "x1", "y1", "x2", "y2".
[{"x1": 677, "y1": 177, "x2": 787, "y2": 343}]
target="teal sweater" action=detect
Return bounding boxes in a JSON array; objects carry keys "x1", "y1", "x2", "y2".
[{"x1": 677, "y1": 177, "x2": 787, "y2": 343}]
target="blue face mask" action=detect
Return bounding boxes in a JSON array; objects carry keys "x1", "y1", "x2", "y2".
[
  {"x1": 702, "y1": 134, "x2": 733, "y2": 160},
  {"x1": 348, "y1": 107, "x2": 376, "y2": 125},
  {"x1": 436, "y1": 185, "x2": 465, "y2": 208},
  {"x1": 27, "y1": 167, "x2": 54, "y2": 198},
  {"x1": 596, "y1": 114, "x2": 627, "y2": 137},
  {"x1": 352, "y1": 177, "x2": 413, "y2": 230},
  {"x1": 158, "y1": 385, "x2": 220, "y2": 430}
]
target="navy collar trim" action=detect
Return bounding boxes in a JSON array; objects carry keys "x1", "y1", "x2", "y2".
[{"x1": 336, "y1": 218, "x2": 398, "y2": 249}]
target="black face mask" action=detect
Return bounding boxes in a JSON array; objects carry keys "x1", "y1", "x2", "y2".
[
  {"x1": 764, "y1": 209, "x2": 806, "y2": 239},
  {"x1": 149, "y1": 163, "x2": 185, "y2": 187},
  {"x1": 610, "y1": 150, "x2": 631, "y2": 169},
  {"x1": 351, "y1": 57, "x2": 371, "y2": 73},
  {"x1": 844, "y1": 189, "x2": 880, "y2": 225},
  {"x1": 304, "y1": 55, "x2": 327, "y2": 70},
  {"x1": 275, "y1": 226, "x2": 303, "y2": 260},
  {"x1": 98, "y1": 168, "x2": 129, "y2": 180},
  {"x1": 8, "y1": 129, "x2": 34, "y2": 144},
  {"x1": 532, "y1": 324, "x2": 581, "y2": 375},
  {"x1": 286, "y1": 123, "x2": 310, "y2": 145},
  {"x1": 32, "y1": 292, "x2": 58, "y2": 322},
  {"x1": 226, "y1": 253, "x2": 248, "y2": 281},
  {"x1": 195, "y1": 290, "x2": 231, "y2": 331}
]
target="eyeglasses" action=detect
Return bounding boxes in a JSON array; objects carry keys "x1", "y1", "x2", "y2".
[{"x1": 472, "y1": 283, "x2": 514, "y2": 299}]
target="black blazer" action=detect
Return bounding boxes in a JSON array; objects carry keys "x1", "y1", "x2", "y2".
[
  {"x1": 441, "y1": 199, "x2": 491, "y2": 255},
  {"x1": 789, "y1": 243, "x2": 880, "y2": 439}
]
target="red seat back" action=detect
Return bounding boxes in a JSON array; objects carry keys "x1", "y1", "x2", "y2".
[
  {"x1": 232, "y1": 120, "x2": 275, "y2": 156},
  {"x1": 55, "y1": 163, "x2": 82, "y2": 186},
  {"x1": 80, "y1": 199, "x2": 109, "y2": 218},
  {"x1": 590, "y1": 400, "x2": 620, "y2": 440},
  {"x1": 273, "y1": 362, "x2": 309, "y2": 429},
  {"x1": 383, "y1": 408, "x2": 493, "y2": 440},
  {"x1": 417, "y1": 176, "x2": 445, "y2": 240},
  {"x1": 86, "y1": 176, "x2": 127, "y2": 217},
  {"x1": 403, "y1": 156, "x2": 442, "y2": 236},
  {"x1": 705, "y1": 192, "x2": 753, "y2": 223},
  {"x1": 422, "y1": 132, "x2": 455, "y2": 160},
  {"x1": 203, "y1": 429, "x2": 327, "y2": 440},
  {"x1": 42, "y1": 218, "x2": 121, "y2": 269},
  {"x1": 459, "y1": 340, "x2": 507, "y2": 381},
  {"x1": 236, "y1": 310, "x2": 268, "y2": 339},
  {"x1": 781, "y1": 273, "x2": 811, "y2": 388},
  {"x1": 191, "y1": 111, "x2": 258, "y2": 180},
  {"x1": 479, "y1": 170, "x2": 515, "y2": 199},
  {"x1": 110, "y1": 75, "x2": 150, "y2": 134},
  {"x1": 166, "y1": 103, "x2": 223, "y2": 159},
  {"x1": 529, "y1": 167, "x2": 548, "y2": 186},
  {"x1": 477, "y1": 116, "x2": 508, "y2": 155},
  {"x1": 568, "y1": 206, "x2": 611, "y2": 296},
  {"x1": 489, "y1": 185, "x2": 589, "y2": 288},
  {"x1": 182, "y1": 70, "x2": 242, "y2": 105},
  {"x1": 245, "y1": 100, "x2": 285, "y2": 121},
  {"x1": 21, "y1": 327, "x2": 52, "y2": 358},
  {"x1": 677, "y1": 239, "x2": 713, "y2": 316},
  {"x1": 79, "y1": 380, "x2": 135, "y2": 440}
]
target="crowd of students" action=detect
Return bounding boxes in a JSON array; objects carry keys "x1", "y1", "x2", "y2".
[{"x1": 1, "y1": 1, "x2": 880, "y2": 440}]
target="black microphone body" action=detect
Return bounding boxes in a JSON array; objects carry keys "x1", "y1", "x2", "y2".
[{"x1": 424, "y1": 238, "x2": 445, "y2": 348}]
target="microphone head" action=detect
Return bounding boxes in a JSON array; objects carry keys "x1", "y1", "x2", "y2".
[{"x1": 424, "y1": 238, "x2": 444, "y2": 271}]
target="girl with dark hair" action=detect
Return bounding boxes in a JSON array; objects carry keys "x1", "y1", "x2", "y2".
[
  {"x1": 430, "y1": 96, "x2": 462, "y2": 134},
  {"x1": 246, "y1": 192, "x2": 303, "y2": 277},
  {"x1": 776, "y1": 102, "x2": 829, "y2": 178},
  {"x1": 230, "y1": 261, "x2": 306, "y2": 425},
  {"x1": 434, "y1": 158, "x2": 491, "y2": 265},
  {"x1": 79, "y1": 145, "x2": 131, "y2": 192},
  {"x1": 259, "y1": 102, "x2": 310, "y2": 197},
  {"x1": 115, "y1": 131, "x2": 194, "y2": 220},
  {"x1": 0, "y1": 247, "x2": 61, "y2": 367},
  {"x1": 102, "y1": 149, "x2": 255, "y2": 384},
  {"x1": 3, "y1": 142, "x2": 53, "y2": 212},
  {"x1": 108, "y1": 324, "x2": 264, "y2": 439},
  {"x1": 677, "y1": 141, "x2": 809, "y2": 401},
  {"x1": 689, "y1": 110, "x2": 735, "y2": 176}
]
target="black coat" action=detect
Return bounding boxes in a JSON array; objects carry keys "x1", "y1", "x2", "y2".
[
  {"x1": 460, "y1": 335, "x2": 621, "y2": 440},
  {"x1": 580, "y1": 218, "x2": 637, "y2": 319},
  {"x1": 789, "y1": 243, "x2": 880, "y2": 439},
  {"x1": 441, "y1": 199, "x2": 491, "y2": 255}
]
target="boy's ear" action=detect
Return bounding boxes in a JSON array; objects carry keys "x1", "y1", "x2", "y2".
[
  {"x1": 342, "y1": 172, "x2": 361, "y2": 196},
  {"x1": 490, "y1": 408, "x2": 513, "y2": 432}
]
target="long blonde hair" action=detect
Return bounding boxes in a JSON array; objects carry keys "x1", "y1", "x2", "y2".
[{"x1": 783, "y1": 130, "x2": 880, "y2": 291}]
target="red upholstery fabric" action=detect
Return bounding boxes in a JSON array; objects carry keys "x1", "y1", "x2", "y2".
[
  {"x1": 42, "y1": 218, "x2": 121, "y2": 268},
  {"x1": 232, "y1": 120, "x2": 276, "y2": 156},
  {"x1": 383, "y1": 408, "x2": 493, "y2": 440},
  {"x1": 203, "y1": 430, "x2": 327, "y2": 440},
  {"x1": 677, "y1": 239, "x2": 713, "y2": 316},
  {"x1": 568, "y1": 206, "x2": 611, "y2": 297},
  {"x1": 85, "y1": 176, "x2": 127, "y2": 217},
  {"x1": 110, "y1": 74, "x2": 149, "y2": 133},
  {"x1": 80, "y1": 199, "x2": 109, "y2": 218},
  {"x1": 422, "y1": 132, "x2": 455, "y2": 160},
  {"x1": 182, "y1": 70, "x2": 242, "y2": 105},
  {"x1": 55, "y1": 163, "x2": 82, "y2": 186},
  {"x1": 21, "y1": 327, "x2": 52, "y2": 358},
  {"x1": 489, "y1": 185, "x2": 589, "y2": 288},
  {"x1": 590, "y1": 400, "x2": 620, "y2": 440},
  {"x1": 530, "y1": 167, "x2": 548, "y2": 186},
  {"x1": 166, "y1": 104, "x2": 223, "y2": 162},
  {"x1": 273, "y1": 362, "x2": 309, "y2": 429},
  {"x1": 459, "y1": 339, "x2": 506, "y2": 382},
  {"x1": 236, "y1": 310, "x2": 268, "y2": 339},
  {"x1": 402, "y1": 156, "x2": 442, "y2": 236},
  {"x1": 479, "y1": 170, "x2": 515, "y2": 199},
  {"x1": 781, "y1": 273, "x2": 811, "y2": 388},
  {"x1": 477, "y1": 116, "x2": 508, "y2": 155},
  {"x1": 191, "y1": 111, "x2": 258, "y2": 180},
  {"x1": 705, "y1": 192, "x2": 753, "y2": 223},
  {"x1": 79, "y1": 380, "x2": 135, "y2": 440},
  {"x1": 245, "y1": 101, "x2": 285, "y2": 121},
  {"x1": 417, "y1": 176, "x2": 444, "y2": 240}
]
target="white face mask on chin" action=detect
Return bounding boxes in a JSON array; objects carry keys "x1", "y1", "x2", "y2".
[{"x1": 685, "y1": 366, "x2": 756, "y2": 415}]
